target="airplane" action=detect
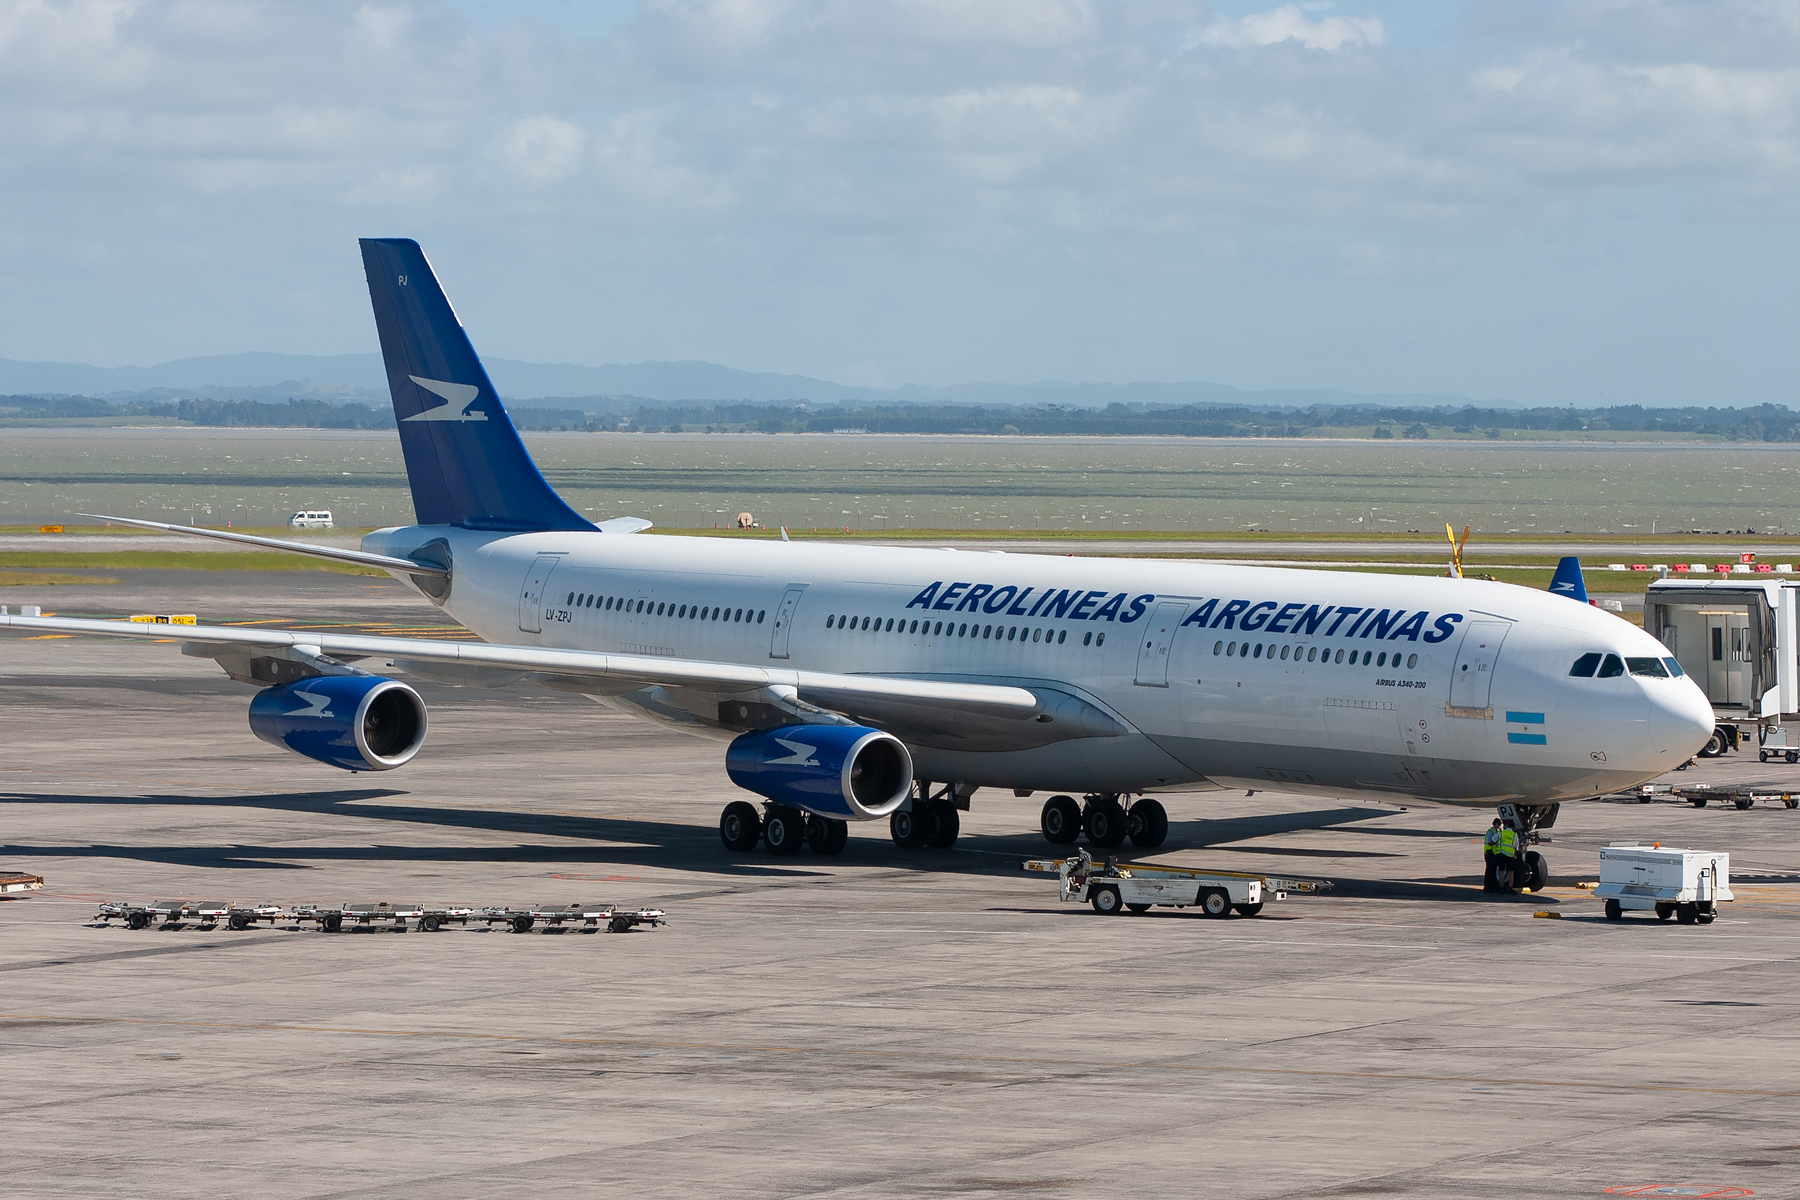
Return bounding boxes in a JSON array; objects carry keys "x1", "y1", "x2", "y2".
[{"x1": 0, "y1": 239, "x2": 1717, "y2": 883}]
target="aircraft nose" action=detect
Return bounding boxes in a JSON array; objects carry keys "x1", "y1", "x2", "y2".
[{"x1": 1648, "y1": 679, "x2": 1716, "y2": 759}]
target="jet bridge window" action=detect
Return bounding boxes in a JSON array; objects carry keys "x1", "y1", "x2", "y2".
[{"x1": 1627, "y1": 657, "x2": 1669, "y2": 677}]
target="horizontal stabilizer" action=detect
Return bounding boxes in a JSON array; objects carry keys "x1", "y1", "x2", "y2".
[{"x1": 74, "y1": 514, "x2": 447, "y2": 577}]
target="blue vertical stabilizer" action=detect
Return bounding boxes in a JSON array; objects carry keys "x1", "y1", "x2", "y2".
[
  {"x1": 1549, "y1": 556, "x2": 1589, "y2": 603},
  {"x1": 360, "y1": 238, "x2": 591, "y2": 531}
]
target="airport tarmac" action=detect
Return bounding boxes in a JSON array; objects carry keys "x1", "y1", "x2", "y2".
[{"x1": 4, "y1": 573, "x2": 1800, "y2": 1198}]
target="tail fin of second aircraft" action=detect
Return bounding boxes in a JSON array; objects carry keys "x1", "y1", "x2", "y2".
[
  {"x1": 359, "y1": 238, "x2": 591, "y2": 532},
  {"x1": 1549, "y1": 556, "x2": 1589, "y2": 603}
]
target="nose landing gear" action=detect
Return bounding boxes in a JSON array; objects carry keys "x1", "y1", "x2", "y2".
[{"x1": 1484, "y1": 802, "x2": 1556, "y2": 894}]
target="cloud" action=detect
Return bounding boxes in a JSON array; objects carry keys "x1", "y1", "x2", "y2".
[{"x1": 1189, "y1": 5, "x2": 1384, "y2": 53}]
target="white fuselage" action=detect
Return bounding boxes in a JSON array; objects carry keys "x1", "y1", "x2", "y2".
[{"x1": 366, "y1": 526, "x2": 1716, "y2": 809}]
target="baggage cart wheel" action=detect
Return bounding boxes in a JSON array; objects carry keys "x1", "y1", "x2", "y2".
[
  {"x1": 1690, "y1": 797, "x2": 1708, "y2": 808},
  {"x1": 1735, "y1": 797, "x2": 1754, "y2": 810},
  {"x1": 1040, "y1": 795, "x2": 1082, "y2": 845},
  {"x1": 763, "y1": 805, "x2": 806, "y2": 856},
  {"x1": 1696, "y1": 911, "x2": 1716, "y2": 925},
  {"x1": 127, "y1": 911, "x2": 148, "y2": 930},
  {"x1": 608, "y1": 916, "x2": 631, "y2": 933},
  {"x1": 1199, "y1": 889, "x2": 1231, "y2": 918},
  {"x1": 1089, "y1": 885, "x2": 1123, "y2": 915},
  {"x1": 1786, "y1": 799, "x2": 1799, "y2": 809},
  {"x1": 421, "y1": 915, "x2": 441, "y2": 932},
  {"x1": 1701, "y1": 729, "x2": 1727, "y2": 757},
  {"x1": 719, "y1": 801, "x2": 762, "y2": 853},
  {"x1": 1656, "y1": 904, "x2": 1674, "y2": 921},
  {"x1": 1789, "y1": 753, "x2": 1798, "y2": 765},
  {"x1": 1126, "y1": 798, "x2": 1168, "y2": 849},
  {"x1": 1126, "y1": 903, "x2": 1151, "y2": 914},
  {"x1": 321, "y1": 913, "x2": 342, "y2": 933},
  {"x1": 1085, "y1": 799, "x2": 1128, "y2": 850},
  {"x1": 1604, "y1": 899, "x2": 1622, "y2": 921},
  {"x1": 1760, "y1": 751, "x2": 1769, "y2": 763},
  {"x1": 511, "y1": 914, "x2": 534, "y2": 933},
  {"x1": 227, "y1": 912, "x2": 250, "y2": 931},
  {"x1": 1676, "y1": 904, "x2": 1698, "y2": 925},
  {"x1": 1234, "y1": 903, "x2": 1264, "y2": 917}
]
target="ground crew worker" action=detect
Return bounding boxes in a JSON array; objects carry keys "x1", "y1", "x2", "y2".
[
  {"x1": 1496, "y1": 822, "x2": 1520, "y2": 892},
  {"x1": 1483, "y1": 819, "x2": 1503, "y2": 892}
]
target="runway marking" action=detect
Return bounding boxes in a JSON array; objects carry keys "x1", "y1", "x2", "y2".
[{"x1": 4, "y1": 1012, "x2": 1797, "y2": 1098}]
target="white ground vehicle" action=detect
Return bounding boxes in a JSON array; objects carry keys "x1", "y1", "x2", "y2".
[
  {"x1": 287, "y1": 510, "x2": 334, "y2": 529},
  {"x1": 1024, "y1": 847, "x2": 1329, "y2": 916},
  {"x1": 1595, "y1": 844, "x2": 1732, "y2": 925}
]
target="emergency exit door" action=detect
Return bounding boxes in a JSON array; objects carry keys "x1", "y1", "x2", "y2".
[
  {"x1": 769, "y1": 585, "x2": 806, "y2": 659},
  {"x1": 517, "y1": 554, "x2": 562, "y2": 633},
  {"x1": 1134, "y1": 601, "x2": 1185, "y2": 686},
  {"x1": 1448, "y1": 620, "x2": 1511, "y2": 711}
]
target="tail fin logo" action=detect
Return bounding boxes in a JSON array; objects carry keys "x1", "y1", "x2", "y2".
[{"x1": 404, "y1": 376, "x2": 487, "y2": 423}]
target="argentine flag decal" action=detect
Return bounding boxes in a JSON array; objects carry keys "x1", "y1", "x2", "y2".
[{"x1": 1506, "y1": 711, "x2": 1547, "y2": 745}]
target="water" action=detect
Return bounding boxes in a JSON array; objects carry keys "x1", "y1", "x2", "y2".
[{"x1": 2, "y1": 427, "x2": 1796, "y2": 534}]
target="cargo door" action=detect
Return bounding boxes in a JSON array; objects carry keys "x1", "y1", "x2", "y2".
[
  {"x1": 769, "y1": 585, "x2": 806, "y2": 659},
  {"x1": 517, "y1": 554, "x2": 563, "y2": 633},
  {"x1": 1323, "y1": 697, "x2": 1403, "y2": 756},
  {"x1": 1448, "y1": 620, "x2": 1511, "y2": 712},
  {"x1": 1134, "y1": 601, "x2": 1185, "y2": 687}
]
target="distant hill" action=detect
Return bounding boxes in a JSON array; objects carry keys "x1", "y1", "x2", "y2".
[{"x1": 0, "y1": 352, "x2": 1486, "y2": 409}]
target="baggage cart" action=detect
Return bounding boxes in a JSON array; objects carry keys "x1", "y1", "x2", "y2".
[
  {"x1": 1023, "y1": 847, "x2": 1330, "y2": 917},
  {"x1": 1596, "y1": 845, "x2": 1733, "y2": 925}
]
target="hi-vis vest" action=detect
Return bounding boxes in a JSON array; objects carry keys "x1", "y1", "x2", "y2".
[
  {"x1": 1484, "y1": 828, "x2": 1501, "y2": 851},
  {"x1": 1497, "y1": 828, "x2": 1519, "y2": 858}
]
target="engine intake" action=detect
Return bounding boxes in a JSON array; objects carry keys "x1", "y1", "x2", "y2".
[
  {"x1": 725, "y1": 724, "x2": 912, "y2": 820},
  {"x1": 248, "y1": 676, "x2": 428, "y2": 771}
]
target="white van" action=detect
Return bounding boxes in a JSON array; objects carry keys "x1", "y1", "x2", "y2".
[{"x1": 287, "y1": 510, "x2": 334, "y2": 529}]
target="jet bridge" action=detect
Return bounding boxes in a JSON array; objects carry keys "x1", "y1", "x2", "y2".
[{"x1": 1646, "y1": 579, "x2": 1800, "y2": 753}]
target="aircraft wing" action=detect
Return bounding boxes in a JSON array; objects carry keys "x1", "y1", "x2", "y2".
[{"x1": 0, "y1": 613, "x2": 1041, "y2": 720}]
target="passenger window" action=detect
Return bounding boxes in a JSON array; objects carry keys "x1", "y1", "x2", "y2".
[
  {"x1": 1597, "y1": 654, "x2": 1625, "y2": 678},
  {"x1": 1406, "y1": 653, "x2": 1417, "y2": 668},
  {"x1": 1334, "y1": 648, "x2": 1344, "y2": 663},
  {"x1": 1627, "y1": 657, "x2": 1669, "y2": 677},
  {"x1": 1084, "y1": 631, "x2": 1093, "y2": 646},
  {"x1": 1097, "y1": 633, "x2": 1105, "y2": 646},
  {"x1": 1058, "y1": 630, "x2": 1067, "y2": 644},
  {"x1": 1569, "y1": 652, "x2": 1601, "y2": 677},
  {"x1": 1663, "y1": 656, "x2": 1684, "y2": 677}
]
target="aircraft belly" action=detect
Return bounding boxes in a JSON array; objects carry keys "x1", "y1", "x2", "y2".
[{"x1": 909, "y1": 734, "x2": 1205, "y2": 794}]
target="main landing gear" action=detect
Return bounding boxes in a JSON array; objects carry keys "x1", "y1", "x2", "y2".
[
  {"x1": 718, "y1": 800, "x2": 848, "y2": 857},
  {"x1": 889, "y1": 782, "x2": 965, "y2": 850},
  {"x1": 1039, "y1": 793, "x2": 1167, "y2": 850}
]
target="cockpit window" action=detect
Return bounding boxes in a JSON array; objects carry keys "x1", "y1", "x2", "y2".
[
  {"x1": 1569, "y1": 652, "x2": 1602, "y2": 678},
  {"x1": 1627, "y1": 657, "x2": 1669, "y2": 678},
  {"x1": 1663, "y1": 656, "x2": 1684, "y2": 677},
  {"x1": 1596, "y1": 654, "x2": 1625, "y2": 678}
]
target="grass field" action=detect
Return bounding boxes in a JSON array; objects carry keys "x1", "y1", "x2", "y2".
[{"x1": 0, "y1": 551, "x2": 384, "y2": 575}]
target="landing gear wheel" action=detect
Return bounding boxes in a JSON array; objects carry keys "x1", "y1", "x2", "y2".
[
  {"x1": 1676, "y1": 903, "x2": 1698, "y2": 925},
  {"x1": 1199, "y1": 890, "x2": 1231, "y2": 918},
  {"x1": 1126, "y1": 903, "x2": 1151, "y2": 914},
  {"x1": 126, "y1": 911, "x2": 148, "y2": 930},
  {"x1": 889, "y1": 807, "x2": 932, "y2": 849},
  {"x1": 1234, "y1": 903, "x2": 1264, "y2": 917},
  {"x1": 421, "y1": 915, "x2": 441, "y2": 932},
  {"x1": 511, "y1": 914, "x2": 534, "y2": 933},
  {"x1": 1526, "y1": 850, "x2": 1548, "y2": 893},
  {"x1": 321, "y1": 913, "x2": 342, "y2": 933},
  {"x1": 1126, "y1": 798, "x2": 1168, "y2": 849},
  {"x1": 1604, "y1": 899, "x2": 1622, "y2": 921},
  {"x1": 720, "y1": 800, "x2": 763, "y2": 852},
  {"x1": 925, "y1": 801, "x2": 960, "y2": 848},
  {"x1": 1090, "y1": 885, "x2": 1123, "y2": 915},
  {"x1": 1656, "y1": 903, "x2": 1674, "y2": 921},
  {"x1": 808, "y1": 816, "x2": 849, "y2": 856},
  {"x1": 1085, "y1": 798, "x2": 1128, "y2": 850},
  {"x1": 1040, "y1": 795, "x2": 1082, "y2": 845},
  {"x1": 763, "y1": 806, "x2": 806, "y2": 856}
]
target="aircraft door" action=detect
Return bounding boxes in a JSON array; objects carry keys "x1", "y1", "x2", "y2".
[
  {"x1": 1448, "y1": 620, "x2": 1511, "y2": 712},
  {"x1": 769, "y1": 585, "x2": 807, "y2": 659},
  {"x1": 1705, "y1": 614, "x2": 1750, "y2": 705},
  {"x1": 517, "y1": 554, "x2": 563, "y2": 633},
  {"x1": 1134, "y1": 601, "x2": 1186, "y2": 687}
]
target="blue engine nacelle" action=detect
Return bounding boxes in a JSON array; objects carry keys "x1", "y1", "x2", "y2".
[
  {"x1": 725, "y1": 724, "x2": 913, "y2": 820},
  {"x1": 248, "y1": 676, "x2": 428, "y2": 772}
]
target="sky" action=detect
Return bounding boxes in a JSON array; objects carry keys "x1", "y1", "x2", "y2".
[{"x1": 0, "y1": 0, "x2": 1795, "y2": 406}]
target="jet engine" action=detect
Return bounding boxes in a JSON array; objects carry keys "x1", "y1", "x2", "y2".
[
  {"x1": 248, "y1": 676, "x2": 428, "y2": 771},
  {"x1": 725, "y1": 724, "x2": 912, "y2": 820}
]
